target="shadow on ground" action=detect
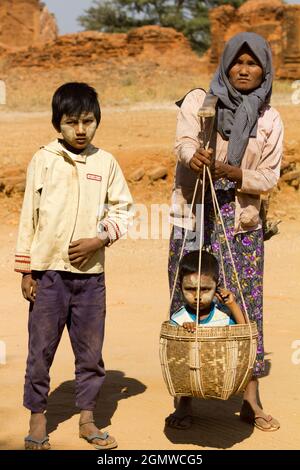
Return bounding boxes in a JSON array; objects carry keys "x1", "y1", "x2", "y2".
[
  {"x1": 45, "y1": 370, "x2": 146, "y2": 435},
  {"x1": 164, "y1": 357, "x2": 272, "y2": 449}
]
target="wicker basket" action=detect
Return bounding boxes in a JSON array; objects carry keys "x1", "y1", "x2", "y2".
[{"x1": 159, "y1": 320, "x2": 258, "y2": 400}]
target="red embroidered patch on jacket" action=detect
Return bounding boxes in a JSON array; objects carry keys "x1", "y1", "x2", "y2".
[{"x1": 87, "y1": 173, "x2": 102, "y2": 181}]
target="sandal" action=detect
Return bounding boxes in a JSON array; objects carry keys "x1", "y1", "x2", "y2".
[
  {"x1": 24, "y1": 435, "x2": 51, "y2": 450},
  {"x1": 165, "y1": 413, "x2": 193, "y2": 430},
  {"x1": 79, "y1": 420, "x2": 118, "y2": 450},
  {"x1": 240, "y1": 400, "x2": 280, "y2": 432}
]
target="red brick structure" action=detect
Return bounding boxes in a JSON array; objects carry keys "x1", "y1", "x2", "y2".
[
  {"x1": 0, "y1": 0, "x2": 57, "y2": 50},
  {"x1": 209, "y1": 0, "x2": 300, "y2": 79}
]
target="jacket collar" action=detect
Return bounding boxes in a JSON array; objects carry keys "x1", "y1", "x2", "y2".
[{"x1": 41, "y1": 139, "x2": 98, "y2": 164}]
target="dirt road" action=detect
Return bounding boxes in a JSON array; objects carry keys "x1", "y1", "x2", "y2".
[{"x1": 0, "y1": 107, "x2": 300, "y2": 450}]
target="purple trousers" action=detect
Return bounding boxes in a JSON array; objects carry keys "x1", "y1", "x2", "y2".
[{"x1": 24, "y1": 270, "x2": 106, "y2": 412}]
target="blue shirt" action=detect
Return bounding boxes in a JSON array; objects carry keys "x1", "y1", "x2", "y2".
[{"x1": 170, "y1": 303, "x2": 235, "y2": 327}]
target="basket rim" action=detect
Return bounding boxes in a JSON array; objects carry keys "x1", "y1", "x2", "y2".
[{"x1": 160, "y1": 320, "x2": 258, "y2": 341}]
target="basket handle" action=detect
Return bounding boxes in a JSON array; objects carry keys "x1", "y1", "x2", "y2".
[
  {"x1": 205, "y1": 167, "x2": 251, "y2": 325},
  {"x1": 168, "y1": 103, "x2": 255, "y2": 387}
]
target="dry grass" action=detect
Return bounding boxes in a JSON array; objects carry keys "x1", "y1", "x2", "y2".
[
  {"x1": 0, "y1": 63, "x2": 210, "y2": 111},
  {"x1": 0, "y1": 61, "x2": 295, "y2": 113}
]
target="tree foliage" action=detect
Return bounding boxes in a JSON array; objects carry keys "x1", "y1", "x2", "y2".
[{"x1": 78, "y1": 1, "x2": 246, "y2": 53}]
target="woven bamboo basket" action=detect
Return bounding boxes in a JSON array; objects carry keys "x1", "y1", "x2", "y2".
[{"x1": 159, "y1": 320, "x2": 258, "y2": 400}]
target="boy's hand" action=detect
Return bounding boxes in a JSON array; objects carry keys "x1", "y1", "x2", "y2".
[
  {"x1": 216, "y1": 287, "x2": 245, "y2": 324},
  {"x1": 68, "y1": 237, "x2": 107, "y2": 269},
  {"x1": 215, "y1": 288, "x2": 235, "y2": 306},
  {"x1": 21, "y1": 274, "x2": 37, "y2": 303},
  {"x1": 182, "y1": 321, "x2": 196, "y2": 333}
]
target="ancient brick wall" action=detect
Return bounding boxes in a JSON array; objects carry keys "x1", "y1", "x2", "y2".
[
  {"x1": 209, "y1": 0, "x2": 300, "y2": 79},
  {"x1": 1, "y1": 26, "x2": 193, "y2": 69},
  {"x1": 0, "y1": 0, "x2": 57, "y2": 50}
]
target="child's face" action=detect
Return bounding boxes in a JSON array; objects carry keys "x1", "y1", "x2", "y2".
[
  {"x1": 60, "y1": 112, "x2": 97, "y2": 150},
  {"x1": 182, "y1": 273, "x2": 216, "y2": 311}
]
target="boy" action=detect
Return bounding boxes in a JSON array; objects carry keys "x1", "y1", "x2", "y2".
[
  {"x1": 15, "y1": 82, "x2": 133, "y2": 450},
  {"x1": 167, "y1": 250, "x2": 245, "y2": 429}
]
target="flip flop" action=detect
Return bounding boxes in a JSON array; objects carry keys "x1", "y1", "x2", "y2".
[
  {"x1": 79, "y1": 421, "x2": 118, "y2": 450},
  {"x1": 80, "y1": 431, "x2": 118, "y2": 450},
  {"x1": 252, "y1": 415, "x2": 280, "y2": 432},
  {"x1": 240, "y1": 400, "x2": 280, "y2": 432},
  {"x1": 24, "y1": 435, "x2": 51, "y2": 450},
  {"x1": 165, "y1": 413, "x2": 193, "y2": 430}
]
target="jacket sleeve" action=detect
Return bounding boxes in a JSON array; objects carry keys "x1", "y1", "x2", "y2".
[
  {"x1": 174, "y1": 89, "x2": 206, "y2": 168},
  {"x1": 99, "y1": 158, "x2": 133, "y2": 245},
  {"x1": 239, "y1": 113, "x2": 284, "y2": 195},
  {"x1": 14, "y1": 153, "x2": 43, "y2": 273}
]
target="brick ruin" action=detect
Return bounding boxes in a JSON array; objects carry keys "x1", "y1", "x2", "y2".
[
  {"x1": 209, "y1": 0, "x2": 300, "y2": 79},
  {"x1": 0, "y1": 0, "x2": 57, "y2": 50},
  {"x1": 1, "y1": 25, "x2": 194, "y2": 69},
  {"x1": 0, "y1": 0, "x2": 299, "y2": 78}
]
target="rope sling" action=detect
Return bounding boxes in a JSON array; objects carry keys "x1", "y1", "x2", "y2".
[{"x1": 159, "y1": 102, "x2": 258, "y2": 400}]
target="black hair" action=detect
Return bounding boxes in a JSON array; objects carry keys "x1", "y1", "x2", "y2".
[
  {"x1": 179, "y1": 250, "x2": 219, "y2": 285},
  {"x1": 51, "y1": 82, "x2": 101, "y2": 132}
]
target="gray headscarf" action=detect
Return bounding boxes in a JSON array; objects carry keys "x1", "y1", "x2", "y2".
[{"x1": 209, "y1": 32, "x2": 273, "y2": 167}]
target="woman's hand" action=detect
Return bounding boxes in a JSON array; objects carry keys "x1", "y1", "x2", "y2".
[
  {"x1": 68, "y1": 237, "x2": 107, "y2": 269},
  {"x1": 211, "y1": 162, "x2": 229, "y2": 180},
  {"x1": 211, "y1": 162, "x2": 242, "y2": 184},
  {"x1": 183, "y1": 321, "x2": 196, "y2": 333},
  {"x1": 21, "y1": 274, "x2": 37, "y2": 303},
  {"x1": 189, "y1": 148, "x2": 213, "y2": 172}
]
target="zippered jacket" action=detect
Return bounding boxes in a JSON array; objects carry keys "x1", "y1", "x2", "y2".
[{"x1": 15, "y1": 139, "x2": 133, "y2": 274}]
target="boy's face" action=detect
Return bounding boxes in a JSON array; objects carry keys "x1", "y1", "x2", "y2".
[
  {"x1": 60, "y1": 112, "x2": 97, "y2": 151},
  {"x1": 182, "y1": 273, "x2": 216, "y2": 311}
]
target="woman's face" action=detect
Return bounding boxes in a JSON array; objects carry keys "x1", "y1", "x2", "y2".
[{"x1": 228, "y1": 48, "x2": 263, "y2": 93}]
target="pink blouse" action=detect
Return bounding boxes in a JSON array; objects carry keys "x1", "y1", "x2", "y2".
[{"x1": 171, "y1": 88, "x2": 284, "y2": 234}]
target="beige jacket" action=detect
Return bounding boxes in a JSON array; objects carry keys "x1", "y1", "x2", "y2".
[
  {"x1": 171, "y1": 88, "x2": 284, "y2": 233},
  {"x1": 15, "y1": 139, "x2": 133, "y2": 274}
]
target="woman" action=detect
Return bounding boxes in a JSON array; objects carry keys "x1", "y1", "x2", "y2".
[{"x1": 167, "y1": 32, "x2": 283, "y2": 432}]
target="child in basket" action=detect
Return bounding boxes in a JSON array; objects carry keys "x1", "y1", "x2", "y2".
[
  {"x1": 170, "y1": 250, "x2": 245, "y2": 331},
  {"x1": 166, "y1": 250, "x2": 245, "y2": 429}
]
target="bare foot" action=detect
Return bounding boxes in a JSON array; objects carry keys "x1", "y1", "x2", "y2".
[
  {"x1": 25, "y1": 413, "x2": 50, "y2": 450},
  {"x1": 165, "y1": 397, "x2": 193, "y2": 429}
]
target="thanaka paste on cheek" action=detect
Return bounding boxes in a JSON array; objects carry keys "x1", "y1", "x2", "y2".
[
  {"x1": 182, "y1": 273, "x2": 216, "y2": 311},
  {"x1": 199, "y1": 291, "x2": 215, "y2": 307},
  {"x1": 182, "y1": 289, "x2": 195, "y2": 307},
  {"x1": 85, "y1": 120, "x2": 97, "y2": 140},
  {"x1": 60, "y1": 123, "x2": 77, "y2": 145},
  {"x1": 60, "y1": 115, "x2": 97, "y2": 149}
]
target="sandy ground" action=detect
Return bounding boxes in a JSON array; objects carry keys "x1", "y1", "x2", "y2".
[{"x1": 0, "y1": 106, "x2": 300, "y2": 450}]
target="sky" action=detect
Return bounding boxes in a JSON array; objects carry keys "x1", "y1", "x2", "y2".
[
  {"x1": 43, "y1": 0, "x2": 300, "y2": 35},
  {"x1": 43, "y1": 0, "x2": 94, "y2": 34}
]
